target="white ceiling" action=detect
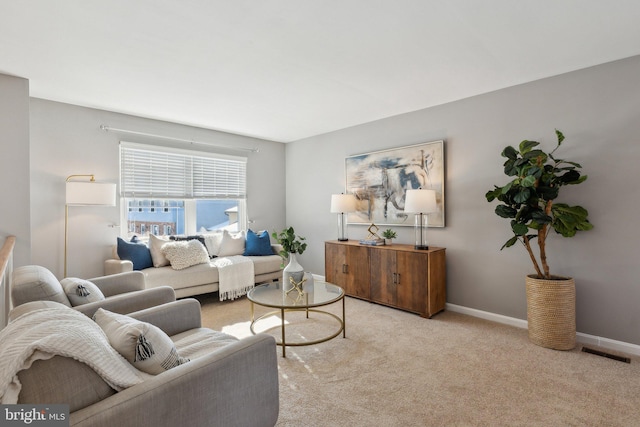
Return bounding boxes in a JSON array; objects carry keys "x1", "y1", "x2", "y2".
[{"x1": 2, "y1": 1, "x2": 640, "y2": 143}]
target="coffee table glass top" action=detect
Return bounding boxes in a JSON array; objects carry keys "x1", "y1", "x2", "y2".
[{"x1": 247, "y1": 280, "x2": 344, "y2": 309}]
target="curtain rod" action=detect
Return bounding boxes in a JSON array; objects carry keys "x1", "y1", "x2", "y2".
[{"x1": 100, "y1": 125, "x2": 259, "y2": 153}]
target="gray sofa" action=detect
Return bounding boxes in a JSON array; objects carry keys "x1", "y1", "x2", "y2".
[
  {"x1": 105, "y1": 245, "x2": 283, "y2": 298},
  {"x1": 7, "y1": 299, "x2": 280, "y2": 427}
]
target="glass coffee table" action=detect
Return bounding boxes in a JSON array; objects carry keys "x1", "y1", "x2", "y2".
[{"x1": 247, "y1": 280, "x2": 345, "y2": 357}]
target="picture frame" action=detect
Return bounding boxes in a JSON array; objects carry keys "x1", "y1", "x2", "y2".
[{"x1": 345, "y1": 140, "x2": 445, "y2": 227}]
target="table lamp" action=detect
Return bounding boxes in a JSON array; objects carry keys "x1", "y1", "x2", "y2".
[
  {"x1": 404, "y1": 189, "x2": 436, "y2": 250},
  {"x1": 330, "y1": 194, "x2": 357, "y2": 241}
]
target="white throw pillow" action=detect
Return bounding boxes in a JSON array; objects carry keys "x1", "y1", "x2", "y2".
[
  {"x1": 149, "y1": 234, "x2": 170, "y2": 267},
  {"x1": 93, "y1": 308, "x2": 189, "y2": 375},
  {"x1": 202, "y1": 231, "x2": 224, "y2": 257},
  {"x1": 61, "y1": 278, "x2": 105, "y2": 306},
  {"x1": 218, "y1": 230, "x2": 246, "y2": 257},
  {"x1": 161, "y1": 240, "x2": 210, "y2": 270}
]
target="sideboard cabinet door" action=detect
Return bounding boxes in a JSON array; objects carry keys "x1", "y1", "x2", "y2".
[{"x1": 325, "y1": 241, "x2": 370, "y2": 299}]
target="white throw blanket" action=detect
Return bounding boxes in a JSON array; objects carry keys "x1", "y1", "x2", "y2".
[
  {"x1": 213, "y1": 255, "x2": 255, "y2": 301},
  {"x1": 0, "y1": 306, "x2": 145, "y2": 404}
]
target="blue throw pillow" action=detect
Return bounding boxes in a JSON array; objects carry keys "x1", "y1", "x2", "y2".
[
  {"x1": 243, "y1": 230, "x2": 274, "y2": 256},
  {"x1": 117, "y1": 237, "x2": 153, "y2": 270}
]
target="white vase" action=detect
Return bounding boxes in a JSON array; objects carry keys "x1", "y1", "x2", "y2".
[{"x1": 283, "y1": 253, "x2": 304, "y2": 292}]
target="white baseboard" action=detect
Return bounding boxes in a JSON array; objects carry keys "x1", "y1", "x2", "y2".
[{"x1": 446, "y1": 303, "x2": 640, "y2": 357}]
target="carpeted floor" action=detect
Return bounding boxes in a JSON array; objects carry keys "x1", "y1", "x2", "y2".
[{"x1": 196, "y1": 293, "x2": 640, "y2": 426}]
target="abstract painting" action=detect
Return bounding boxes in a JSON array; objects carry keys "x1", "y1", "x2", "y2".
[{"x1": 345, "y1": 140, "x2": 445, "y2": 227}]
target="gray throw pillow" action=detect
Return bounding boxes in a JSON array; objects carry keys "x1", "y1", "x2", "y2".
[
  {"x1": 61, "y1": 278, "x2": 106, "y2": 306},
  {"x1": 93, "y1": 308, "x2": 190, "y2": 375}
]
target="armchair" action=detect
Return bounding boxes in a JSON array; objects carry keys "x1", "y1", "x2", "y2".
[
  {"x1": 11, "y1": 265, "x2": 175, "y2": 317},
  {"x1": 5, "y1": 299, "x2": 280, "y2": 427}
]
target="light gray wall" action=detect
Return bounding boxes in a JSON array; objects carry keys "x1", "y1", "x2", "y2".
[
  {"x1": 0, "y1": 73, "x2": 30, "y2": 267},
  {"x1": 29, "y1": 99, "x2": 286, "y2": 279},
  {"x1": 286, "y1": 55, "x2": 640, "y2": 345}
]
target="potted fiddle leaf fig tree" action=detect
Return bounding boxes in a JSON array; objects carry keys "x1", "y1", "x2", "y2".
[{"x1": 485, "y1": 129, "x2": 593, "y2": 350}]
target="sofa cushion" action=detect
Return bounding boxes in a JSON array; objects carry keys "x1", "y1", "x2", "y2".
[
  {"x1": 171, "y1": 328, "x2": 239, "y2": 360},
  {"x1": 117, "y1": 237, "x2": 153, "y2": 270},
  {"x1": 11, "y1": 265, "x2": 72, "y2": 307},
  {"x1": 93, "y1": 308, "x2": 190, "y2": 375},
  {"x1": 162, "y1": 240, "x2": 210, "y2": 270},
  {"x1": 243, "y1": 229, "x2": 274, "y2": 256},
  {"x1": 218, "y1": 230, "x2": 246, "y2": 257},
  {"x1": 61, "y1": 277, "x2": 106, "y2": 306},
  {"x1": 149, "y1": 234, "x2": 171, "y2": 267},
  {"x1": 247, "y1": 254, "x2": 283, "y2": 276}
]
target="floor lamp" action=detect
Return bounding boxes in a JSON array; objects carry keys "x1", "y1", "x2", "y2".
[
  {"x1": 404, "y1": 189, "x2": 437, "y2": 250},
  {"x1": 65, "y1": 175, "x2": 116, "y2": 277}
]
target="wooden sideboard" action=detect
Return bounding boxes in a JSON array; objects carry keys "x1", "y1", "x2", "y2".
[{"x1": 325, "y1": 240, "x2": 446, "y2": 318}]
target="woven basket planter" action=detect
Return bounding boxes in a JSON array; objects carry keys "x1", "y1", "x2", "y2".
[{"x1": 525, "y1": 275, "x2": 576, "y2": 350}]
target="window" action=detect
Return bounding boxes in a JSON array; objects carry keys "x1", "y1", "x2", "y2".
[{"x1": 120, "y1": 142, "x2": 247, "y2": 239}]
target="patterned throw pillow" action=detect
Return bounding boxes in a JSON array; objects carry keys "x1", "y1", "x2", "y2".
[
  {"x1": 161, "y1": 239, "x2": 210, "y2": 270},
  {"x1": 61, "y1": 278, "x2": 106, "y2": 306},
  {"x1": 93, "y1": 308, "x2": 189, "y2": 375}
]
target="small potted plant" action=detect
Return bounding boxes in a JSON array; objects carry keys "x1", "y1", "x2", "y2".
[
  {"x1": 382, "y1": 228, "x2": 397, "y2": 245},
  {"x1": 271, "y1": 227, "x2": 308, "y2": 289}
]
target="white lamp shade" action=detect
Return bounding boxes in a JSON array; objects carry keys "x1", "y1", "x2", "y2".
[
  {"x1": 66, "y1": 181, "x2": 116, "y2": 206},
  {"x1": 404, "y1": 189, "x2": 437, "y2": 213},
  {"x1": 330, "y1": 194, "x2": 357, "y2": 213}
]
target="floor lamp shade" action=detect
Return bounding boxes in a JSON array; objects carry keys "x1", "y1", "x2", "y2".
[
  {"x1": 66, "y1": 181, "x2": 116, "y2": 206},
  {"x1": 404, "y1": 189, "x2": 437, "y2": 250},
  {"x1": 330, "y1": 194, "x2": 357, "y2": 241}
]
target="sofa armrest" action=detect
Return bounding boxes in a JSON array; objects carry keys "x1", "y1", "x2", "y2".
[
  {"x1": 73, "y1": 286, "x2": 176, "y2": 318},
  {"x1": 104, "y1": 259, "x2": 133, "y2": 276},
  {"x1": 70, "y1": 334, "x2": 280, "y2": 427},
  {"x1": 89, "y1": 271, "x2": 145, "y2": 297},
  {"x1": 126, "y1": 299, "x2": 202, "y2": 336}
]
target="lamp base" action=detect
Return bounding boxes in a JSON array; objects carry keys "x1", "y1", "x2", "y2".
[
  {"x1": 338, "y1": 238, "x2": 349, "y2": 242},
  {"x1": 414, "y1": 245, "x2": 429, "y2": 250}
]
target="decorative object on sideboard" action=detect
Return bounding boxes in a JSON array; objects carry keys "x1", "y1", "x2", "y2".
[
  {"x1": 65, "y1": 174, "x2": 116, "y2": 277},
  {"x1": 403, "y1": 189, "x2": 437, "y2": 250},
  {"x1": 271, "y1": 227, "x2": 307, "y2": 293},
  {"x1": 345, "y1": 140, "x2": 445, "y2": 227},
  {"x1": 359, "y1": 223, "x2": 384, "y2": 246},
  {"x1": 381, "y1": 228, "x2": 397, "y2": 245},
  {"x1": 330, "y1": 193, "x2": 357, "y2": 241},
  {"x1": 485, "y1": 129, "x2": 593, "y2": 350}
]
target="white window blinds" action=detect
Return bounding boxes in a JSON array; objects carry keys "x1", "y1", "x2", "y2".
[{"x1": 120, "y1": 143, "x2": 247, "y2": 199}]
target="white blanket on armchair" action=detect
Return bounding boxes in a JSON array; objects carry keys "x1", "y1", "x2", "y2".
[
  {"x1": 213, "y1": 255, "x2": 255, "y2": 301},
  {"x1": 0, "y1": 305, "x2": 145, "y2": 404}
]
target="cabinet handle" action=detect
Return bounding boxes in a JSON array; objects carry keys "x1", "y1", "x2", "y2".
[
  {"x1": 342, "y1": 264, "x2": 348, "y2": 274},
  {"x1": 396, "y1": 273, "x2": 401, "y2": 285},
  {"x1": 392, "y1": 273, "x2": 397, "y2": 284}
]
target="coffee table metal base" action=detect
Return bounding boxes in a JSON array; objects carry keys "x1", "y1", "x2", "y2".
[{"x1": 249, "y1": 298, "x2": 345, "y2": 357}]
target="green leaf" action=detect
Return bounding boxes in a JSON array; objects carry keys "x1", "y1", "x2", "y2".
[
  {"x1": 502, "y1": 146, "x2": 518, "y2": 160},
  {"x1": 519, "y1": 140, "x2": 539, "y2": 154},
  {"x1": 523, "y1": 149, "x2": 547, "y2": 163},
  {"x1": 513, "y1": 188, "x2": 530, "y2": 203},
  {"x1": 495, "y1": 205, "x2": 517, "y2": 218},
  {"x1": 511, "y1": 221, "x2": 528, "y2": 236},
  {"x1": 555, "y1": 129, "x2": 565, "y2": 144},
  {"x1": 520, "y1": 175, "x2": 536, "y2": 187},
  {"x1": 503, "y1": 159, "x2": 518, "y2": 176},
  {"x1": 501, "y1": 236, "x2": 519, "y2": 250}
]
